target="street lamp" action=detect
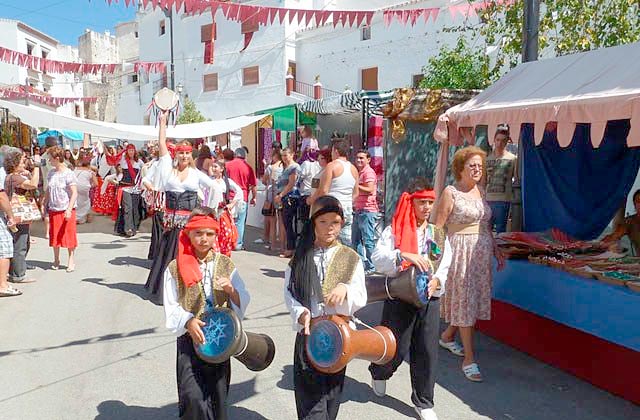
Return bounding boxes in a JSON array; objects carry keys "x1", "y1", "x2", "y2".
[{"x1": 176, "y1": 82, "x2": 183, "y2": 96}]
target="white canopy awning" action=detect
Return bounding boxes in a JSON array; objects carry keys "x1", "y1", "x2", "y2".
[
  {"x1": 0, "y1": 99, "x2": 267, "y2": 141},
  {"x1": 435, "y1": 41, "x2": 640, "y2": 147}
]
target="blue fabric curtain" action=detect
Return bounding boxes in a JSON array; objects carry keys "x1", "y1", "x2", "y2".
[{"x1": 521, "y1": 120, "x2": 640, "y2": 240}]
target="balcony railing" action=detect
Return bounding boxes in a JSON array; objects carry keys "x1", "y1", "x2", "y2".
[{"x1": 293, "y1": 80, "x2": 341, "y2": 99}]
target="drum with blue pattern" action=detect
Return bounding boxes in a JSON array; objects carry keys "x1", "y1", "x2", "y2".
[
  {"x1": 415, "y1": 271, "x2": 431, "y2": 305},
  {"x1": 195, "y1": 307, "x2": 242, "y2": 364},
  {"x1": 305, "y1": 319, "x2": 344, "y2": 369}
]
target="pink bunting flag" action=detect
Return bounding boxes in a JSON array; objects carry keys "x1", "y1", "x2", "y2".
[
  {"x1": 305, "y1": 10, "x2": 315, "y2": 26},
  {"x1": 220, "y1": 2, "x2": 231, "y2": 18},
  {"x1": 318, "y1": 11, "x2": 330, "y2": 26},
  {"x1": 268, "y1": 7, "x2": 278, "y2": 25},
  {"x1": 239, "y1": 4, "x2": 253, "y2": 23},
  {"x1": 430, "y1": 8, "x2": 440, "y2": 22},
  {"x1": 348, "y1": 11, "x2": 357, "y2": 27},
  {"x1": 258, "y1": 7, "x2": 270, "y2": 26},
  {"x1": 332, "y1": 11, "x2": 341, "y2": 28},
  {"x1": 288, "y1": 9, "x2": 298, "y2": 24},
  {"x1": 278, "y1": 8, "x2": 288, "y2": 24}
]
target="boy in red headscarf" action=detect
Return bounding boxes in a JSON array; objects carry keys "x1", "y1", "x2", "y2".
[
  {"x1": 163, "y1": 207, "x2": 250, "y2": 420},
  {"x1": 367, "y1": 177, "x2": 452, "y2": 420}
]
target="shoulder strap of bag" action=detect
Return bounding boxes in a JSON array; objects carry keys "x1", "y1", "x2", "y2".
[
  {"x1": 6, "y1": 174, "x2": 15, "y2": 200},
  {"x1": 223, "y1": 173, "x2": 231, "y2": 204}
]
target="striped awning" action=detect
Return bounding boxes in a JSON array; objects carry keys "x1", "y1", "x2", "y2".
[{"x1": 297, "y1": 90, "x2": 394, "y2": 116}]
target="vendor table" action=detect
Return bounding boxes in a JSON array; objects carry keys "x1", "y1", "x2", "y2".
[{"x1": 477, "y1": 260, "x2": 640, "y2": 404}]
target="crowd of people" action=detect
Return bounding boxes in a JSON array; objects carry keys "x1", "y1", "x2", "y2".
[{"x1": 0, "y1": 122, "x2": 519, "y2": 420}]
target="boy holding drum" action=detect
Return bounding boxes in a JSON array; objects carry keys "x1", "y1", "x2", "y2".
[
  {"x1": 163, "y1": 207, "x2": 250, "y2": 420},
  {"x1": 368, "y1": 177, "x2": 452, "y2": 420},
  {"x1": 284, "y1": 195, "x2": 367, "y2": 420}
]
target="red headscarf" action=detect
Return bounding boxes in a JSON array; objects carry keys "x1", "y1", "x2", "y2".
[
  {"x1": 177, "y1": 214, "x2": 220, "y2": 287},
  {"x1": 106, "y1": 144, "x2": 138, "y2": 182},
  {"x1": 175, "y1": 144, "x2": 193, "y2": 153},
  {"x1": 391, "y1": 189, "x2": 436, "y2": 271},
  {"x1": 166, "y1": 141, "x2": 177, "y2": 159}
]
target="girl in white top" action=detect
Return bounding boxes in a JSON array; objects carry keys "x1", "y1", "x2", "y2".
[{"x1": 206, "y1": 160, "x2": 244, "y2": 218}]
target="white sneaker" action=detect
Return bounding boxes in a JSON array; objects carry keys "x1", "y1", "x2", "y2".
[
  {"x1": 414, "y1": 406, "x2": 438, "y2": 420},
  {"x1": 371, "y1": 378, "x2": 386, "y2": 397},
  {"x1": 254, "y1": 238, "x2": 265, "y2": 244}
]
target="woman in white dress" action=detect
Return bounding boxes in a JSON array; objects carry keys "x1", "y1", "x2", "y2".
[{"x1": 73, "y1": 158, "x2": 98, "y2": 224}]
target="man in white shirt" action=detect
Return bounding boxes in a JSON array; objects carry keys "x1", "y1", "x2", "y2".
[
  {"x1": 307, "y1": 139, "x2": 358, "y2": 246},
  {"x1": 368, "y1": 177, "x2": 452, "y2": 420}
]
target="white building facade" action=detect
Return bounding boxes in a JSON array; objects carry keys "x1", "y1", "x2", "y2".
[
  {"x1": 0, "y1": 18, "x2": 83, "y2": 117},
  {"x1": 117, "y1": 0, "x2": 315, "y2": 125},
  {"x1": 295, "y1": 0, "x2": 478, "y2": 93}
]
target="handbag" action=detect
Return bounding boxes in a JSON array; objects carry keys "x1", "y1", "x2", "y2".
[
  {"x1": 282, "y1": 188, "x2": 302, "y2": 210},
  {"x1": 7, "y1": 175, "x2": 42, "y2": 224}
]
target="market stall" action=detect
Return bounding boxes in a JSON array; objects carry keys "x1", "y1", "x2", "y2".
[
  {"x1": 381, "y1": 88, "x2": 479, "y2": 222},
  {"x1": 435, "y1": 41, "x2": 640, "y2": 404}
]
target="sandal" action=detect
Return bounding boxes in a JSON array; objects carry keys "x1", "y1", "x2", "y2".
[
  {"x1": 0, "y1": 286, "x2": 22, "y2": 297},
  {"x1": 66, "y1": 266, "x2": 75, "y2": 273},
  {"x1": 8, "y1": 278, "x2": 36, "y2": 283},
  {"x1": 439, "y1": 339, "x2": 465, "y2": 356},
  {"x1": 462, "y1": 363, "x2": 483, "y2": 382}
]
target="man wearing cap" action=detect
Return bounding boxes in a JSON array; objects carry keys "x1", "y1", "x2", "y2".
[{"x1": 224, "y1": 148, "x2": 257, "y2": 251}]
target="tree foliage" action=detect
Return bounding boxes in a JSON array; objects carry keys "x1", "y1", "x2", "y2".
[
  {"x1": 419, "y1": 38, "x2": 491, "y2": 90},
  {"x1": 176, "y1": 97, "x2": 208, "y2": 124},
  {"x1": 475, "y1": 0, "x2": 640, "y2": 77}
]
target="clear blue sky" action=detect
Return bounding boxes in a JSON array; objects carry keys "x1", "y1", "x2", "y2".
[{"x1": 1, "y1": 0, "x2": 136, "y2": 46}]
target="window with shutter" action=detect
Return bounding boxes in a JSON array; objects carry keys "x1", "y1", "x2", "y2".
[
  {"x1": 201, "y1": 24, "x2": 216, "y2": 42},
  {"x1": 242, "y1": 66, "x2": 259, "y2": 86},
  {"x1": 241, "y1": 20, "x2": 259, "y2": 34},
  {"x1": 203, "y1": 73, "x2": 219, "y2": 92},
  {"x1": 361, "y1": 26, "x2": 371, "y2": 41},
  {"x1": 361, "y1": 67, "x2": 378, "y2": 90}
]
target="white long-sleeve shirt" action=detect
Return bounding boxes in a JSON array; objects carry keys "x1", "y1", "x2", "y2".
[
  {"x1": 163, "y1": 259, "x2": 250, "y2": 336},
  {"x1": 157, "y1": 154, "x2": 216, "y2": 193},
  {"x1": 283, "y1": 246, "x2": 367, "y2": 333},
  {"x1": 371, "y1": 225, "x2": 452, "y2": 298},
  {"x1": 142, "y1": 159, "x2": 162, "y2": 191},
  {"x1": 207, "y1": 178, "x2": 244, "y2": 216}
]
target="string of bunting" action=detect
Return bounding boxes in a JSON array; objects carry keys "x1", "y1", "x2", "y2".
[
  {"x1": 0, "y1": 46, "x2": 166, "y2": 76},
  {"x1": 104, "y1": 0, "x2": 514, "y2": 28},
  {"x1": 0, "y1": 89, "x2": 98, "y2": 107}
]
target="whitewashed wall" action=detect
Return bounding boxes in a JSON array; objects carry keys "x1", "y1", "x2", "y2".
[
  {"x1": 295, "y1": 0, "x2": 473, "y2": 92},
  {"x1": 0, "y1": 19, "x2": 80, "y2": 117},
  {"x1": 118, "y1": 1, "x2": 310, "y2": 125}
]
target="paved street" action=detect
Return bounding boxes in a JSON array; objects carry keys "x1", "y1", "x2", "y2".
[{"x1": 0, "y1": 216, "x2": 638, "y2": 420}]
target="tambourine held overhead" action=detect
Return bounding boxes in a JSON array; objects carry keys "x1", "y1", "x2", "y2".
[
  {"x1": 365, "y1": 266, "x2": 431, "y2": 308},
  {"x1": 194, "y1": 307, "x2": 276, "y2": 372},
  {"x1": 149, "y1": 87, "x2": 181, "y2": 127}
]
